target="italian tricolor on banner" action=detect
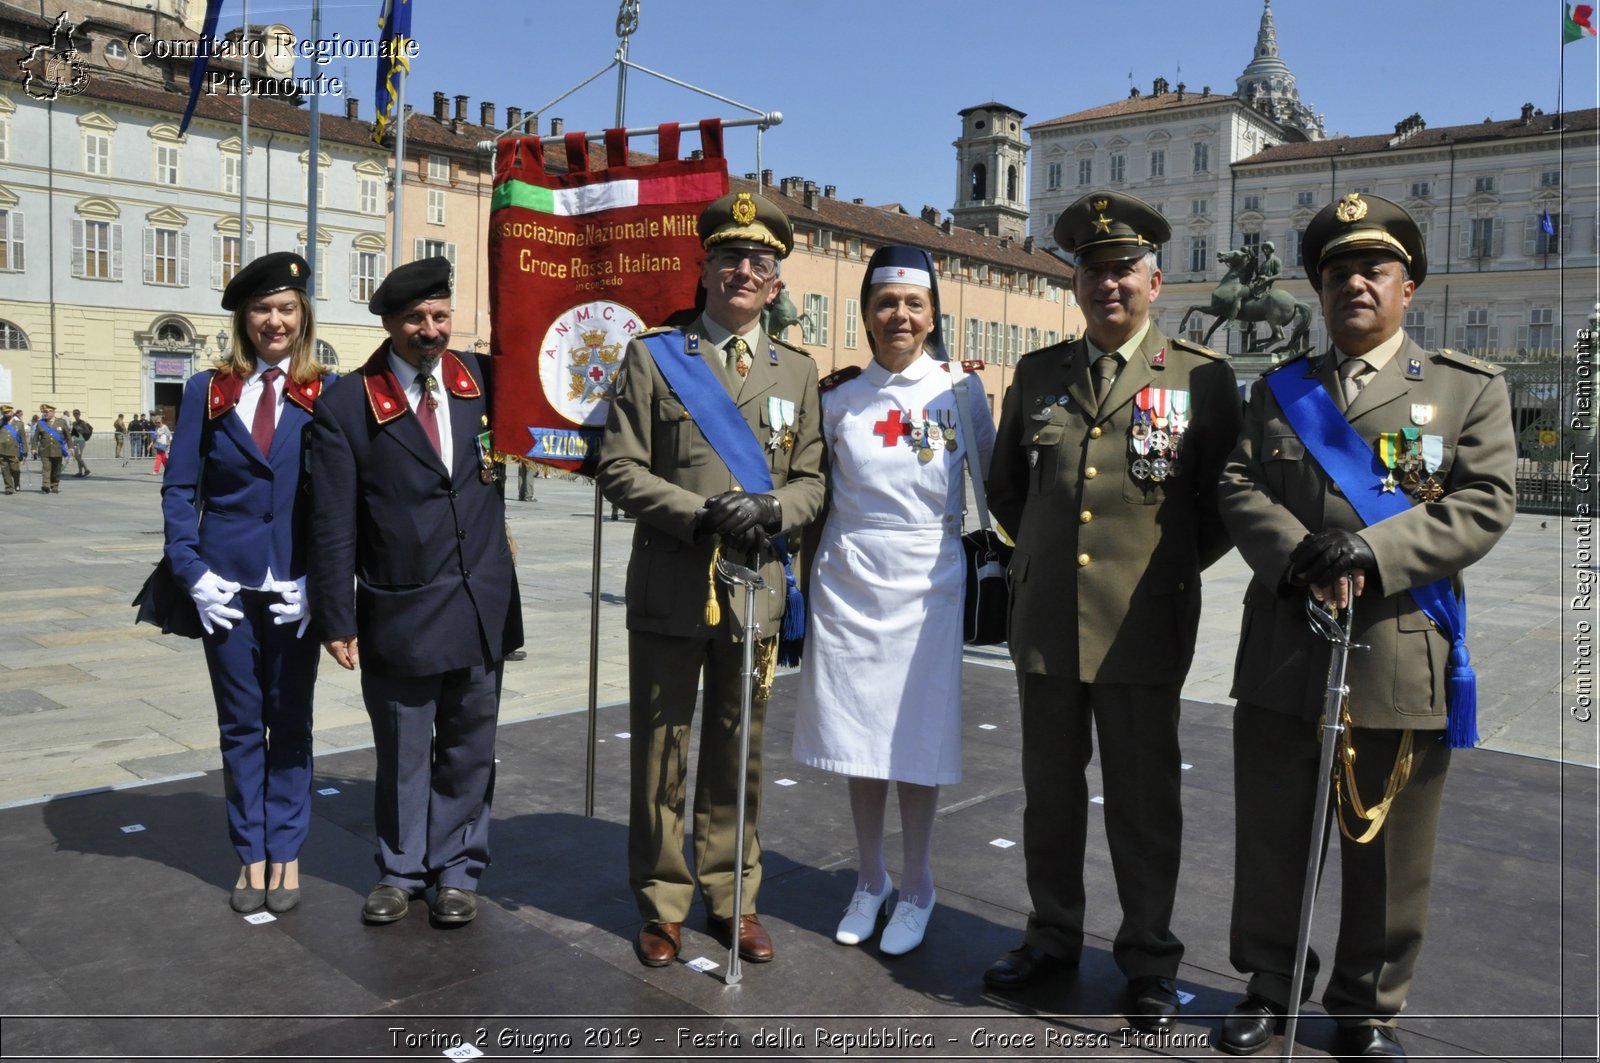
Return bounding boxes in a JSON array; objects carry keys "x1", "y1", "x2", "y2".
[
  {"x1": 1566, "y1": 2, "x2": 1597, "y2": 43},
  {"x1": 487, "y1": 122, "x2": 729, "y2": 474}
]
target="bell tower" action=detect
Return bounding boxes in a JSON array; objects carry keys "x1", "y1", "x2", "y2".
[{"x1": 951, "y1": 103, "x2": 1030, "y2": 240}]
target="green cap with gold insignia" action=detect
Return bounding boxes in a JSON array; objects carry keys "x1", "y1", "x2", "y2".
[
  {"x1": 1302, "y1": 192, "x2": 1427, "y2": 291},
  {"x1": 698, "y1": 191, "x2": 793, "y2": 258},
  {"x1": 1054, "y1": 189, "x2": 1171, "y2": 264}
]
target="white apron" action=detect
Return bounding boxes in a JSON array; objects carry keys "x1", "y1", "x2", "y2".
[{"x1": 792, "y1": 353, "x2": 994, "y2": 785}]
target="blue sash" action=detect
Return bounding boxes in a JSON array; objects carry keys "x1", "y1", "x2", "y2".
[
  {"x1": 3, "y1": 423, "x2": 22, "y2": 452},
  {"x1": 38, "y1": 422, "x2": 69, "y2": 458},
  {"x1": 1266, "y1": 363, "x2": 1477, "y2": 747},
  {"x1": 641, "y1": 331, "x2": 804, "y2": 663}
]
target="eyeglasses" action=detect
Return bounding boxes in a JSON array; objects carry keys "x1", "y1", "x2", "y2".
[{"x1": 708, "y1": 247, "x2": 778, "y2": 280}]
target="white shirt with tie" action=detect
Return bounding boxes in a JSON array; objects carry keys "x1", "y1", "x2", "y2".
[{"x1": 388, "y1": 346, "x2": 453, "y2": 478}]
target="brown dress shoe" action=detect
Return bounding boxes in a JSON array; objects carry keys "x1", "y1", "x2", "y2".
[
  {"x1": 634, "y1": 921, "x2": 682, "y2": 967},
  {"x1": 709, "y1": 913, "x2": 774, "y2": 963}
]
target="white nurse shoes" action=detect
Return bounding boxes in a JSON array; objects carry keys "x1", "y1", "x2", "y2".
[
  {"x1": 879, "y1": 891, "x2": 935, "y2": 956},
  {"x1": 834, "y1": 873, "x2": 892, "y2": 945}
]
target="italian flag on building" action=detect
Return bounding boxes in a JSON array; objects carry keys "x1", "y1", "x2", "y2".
[{"x1": 1566, "y1": 2, "x2": 1598, "y2": 43}]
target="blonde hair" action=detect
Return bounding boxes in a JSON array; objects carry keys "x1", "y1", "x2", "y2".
[{"x1": 215, "y1": 289, "x2": 327, "y2": 385}]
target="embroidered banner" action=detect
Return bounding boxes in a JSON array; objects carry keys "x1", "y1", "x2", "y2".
[{"x1": 488, "y1": 122, "x2": 728, "y2": 474}]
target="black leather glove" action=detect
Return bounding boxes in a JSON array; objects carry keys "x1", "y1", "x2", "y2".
[
  {"x1": 1288, "y1": 529, "x2": 1375, "y2": 589},
  {"x1": 702, "y1": 491, "x2": 780, "y2": 553}
]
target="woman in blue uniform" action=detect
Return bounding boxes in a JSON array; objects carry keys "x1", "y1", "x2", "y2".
[{"x1": 162, "y1": 252, "x2": 329, "y2": 913}]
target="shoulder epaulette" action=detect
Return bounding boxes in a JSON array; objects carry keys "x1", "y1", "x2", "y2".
[
  {"x1": 819, "y1": 365, "x2": 862, "y2": 393},
  {"x1": 771, "y1": 336, "x2": 812, "y2": 357},
  {"x1": 1434, "y1": 347, "x2": 1504, "y2": 376},
  {"x1": 1264, "y1": 351, "x2": 1312, "y2": 374},
  {"x1": 960, "y1": 358, "x2": 985, "y2": 372},
  {"x1": 1170, "y1": 336, "x2": 1226, "y2": 360},
  {"x1": 636, "y1": 325, "x2": 677, "y2": 338}
]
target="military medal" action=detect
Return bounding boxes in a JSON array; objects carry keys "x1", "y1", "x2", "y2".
[
  {"x1": 1150, "y1": 457, "x2": 1170, "y2": 482},
  {"x1": 422, "y1": 374, "x2": 440, "y2": 411},
  {"x1": 918, "y1": 447, "x2": 935, "y2": 464},
  {"x1": 1148, "y1": 387, "x2": 1170, "y2": 429},
  {"x1": 767, "y1": 396, "x2": 796, "y2": 453},
  {"x1": 1167, "y1": 390, "x2": 1191, "y2": 435},
  {"x1": 475, "y1": 429, "x2": 496, "y2": 483},
  {"x1": 1147, "y1": 429, "x2": 1171, "y2": 452},
  {"x1": 1375, "y1": 432, "x2": 1404, "y2": 493},
  {"x1": 1416, "y1": 476, "x2": 1445, "y2": 502},
  {"x1": 1131, "y1": 457, "x2": 1152, "y2": 480}
]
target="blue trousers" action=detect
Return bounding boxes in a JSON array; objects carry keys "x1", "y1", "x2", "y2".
[
  {"x1": 202, "y1": 589, "x2": 318, "y2": 864},
  {"x1": 361, "y1": 662, "x2": 501, "y2": 891}
]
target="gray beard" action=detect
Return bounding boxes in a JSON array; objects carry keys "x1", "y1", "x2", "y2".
[{"x1": 414, "y1": 351, "x2": 440, "y2": 377}]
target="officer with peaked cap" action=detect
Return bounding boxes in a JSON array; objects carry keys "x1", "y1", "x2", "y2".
[
  {"x1": 598, "y1": 190, "x2": 826, "y2": 968},
  {"x1": 31, "y1": 402, "x2": 71, "y2": 493},
  {"x1": 309, "y1": 256, "x2": 522, "y2": 928},
  {"x1": 1216, "y1": 193, "x2": 1515, "y2": 1059},
  {"x1": 0, "y1": 404, "x2": 24, "y2": 494},
  {"x1": 983, "y1": 190, "x2": 1241, "y2": 1031}
]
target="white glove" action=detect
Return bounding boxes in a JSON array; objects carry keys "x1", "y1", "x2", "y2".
[
  {"x1": 190, "y1": 570, "x2": 244, "y2": 635},
  {"x1": 268, "y1": 577, "x2": 311, "y2": 639}
]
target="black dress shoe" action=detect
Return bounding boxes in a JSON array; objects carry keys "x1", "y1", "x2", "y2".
[
  {"x1": 982, "y1": 944, "x2": 1076, "y2": 990},
  {"x1": 1219, "y1": 994, "x2": 1285, "y2": 1055},
  {"x1": 505, "y1": 648, "x2": 527, "y2": 661},
  {"x1": 362, "y1": 884, "x2": 416, "y2": 924},
  {"x1": 431, "y1": 886, "x2": 478, "y2": 925},
  {"x1": 1124, "y1": 975, "x2": 1180, "y2": 1032},
  {"x1": 1329, "y1": 1025, "x2": 1405, "y2": 1059}
]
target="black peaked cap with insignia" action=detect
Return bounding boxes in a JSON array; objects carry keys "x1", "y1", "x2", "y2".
[
  {"x1": 698, "y1": 191, "x2": 793, "y2": 258},
  {"x1": 369, "y1": 256, "x2": 453, "y2": 316},
  {"x1": 1054, "y1": 189, "x2": 1172, "y2": 264},
  {"x1": 221, "y1": 251, "x2": 310, "y2": 311},
  {"x1": 1302, "y1": 192, "x2": 1428, "y2": 291}
]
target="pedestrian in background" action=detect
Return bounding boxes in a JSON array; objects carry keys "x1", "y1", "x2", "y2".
[{"x1": 114, "y1": 414, "x2": 127, "y2": 459}]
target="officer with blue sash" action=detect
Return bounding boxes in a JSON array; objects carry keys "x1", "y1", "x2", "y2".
[
  {"x1": 1216, "y1": 194, "x2": 1516, "y2": 1060},
  {"x1": 0, "y1": 405, "x2": 24, "y2": 494},
  {"x1": 32, "y1": 403, "x2": 70, "y2": 493},
  {"x1": 598, "y1": 190, "x2": 826, "y2": 969}
]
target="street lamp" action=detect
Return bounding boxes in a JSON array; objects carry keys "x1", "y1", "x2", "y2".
[{"x1": 216, "y1": 329, "x2": 230, "y2": 354}]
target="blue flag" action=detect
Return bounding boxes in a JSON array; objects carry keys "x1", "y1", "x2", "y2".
[
  {"x1": 178, "y1": 0, "x2": 225, "y2": 135},
  {"x1": 1541, "y1": 208, "x2": 1556, "y2": 235},
  {"x1": 372, "y1": 0, "x2": 413, "y2": 145}
]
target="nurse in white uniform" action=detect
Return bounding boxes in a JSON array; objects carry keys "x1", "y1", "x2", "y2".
[{"x1": 792, "y1": 245, "x2": 995, "y2": 955}]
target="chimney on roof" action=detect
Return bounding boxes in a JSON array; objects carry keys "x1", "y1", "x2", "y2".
[
  {"x1": 690, "y1": 149, "x2": 703, "y2": 160},
  {"x1": 433, "y1": 91, "x2": 448, "y2": 120},
  {"x1": 824, "y1": 184, "x2": 836, "y2": 198},
  {"x1": 345, "y1": 98, "x2": 359, "y2": 120},
  {"x1": 853, "y1": 197, "x2": 865, "y2": 205},
  {"x1": 1202, "y1": 85, "x2": 1211, "y2": 96},
  {"x1": 1176, "y1": 81, "x2": 1185, "y2": 101},
  {"x1": 999, "y1": 235, "x2": 1012, "y2": 248},
  {"x1": 762, "y1": 169, "x2": 774, "y2": 186},
  {"x1": 1130, "y1": 85, "x2": 1140, "y2": 98},
  {"x1": 781, "y1": 176, "x2": 800, "y2": 196},
  {"x1": 941, "y1": 218, "x2": 953, "y2": 234},
  {"x1": 977, "y1": 224, "x2": 989, "y2": 237},
  {"x1": 481, "y1": 101, "x2": 495, "y2": 128},
  {"x1": 1521, "y1": 101, "x2": 1535, "y2": 124},
  {"x1": 403, "y1": 103, "x2": 413, "y2": 117},
  {"x1": 921, "y1": 206, "x2": 940, "y2": 224},
  {"x1": 804, "y1": 185, "x2": 819, "y2": 209},
  {"x1": 1153, "y1": 76, "x2": 1168, "y2": 96},
  {"x1": 506, "y1": 106, "x2": 522, "y2": 132},
  {"x1": 1388, "y1": 112, "x2": 1426, "y2": 146},
  {"x1": 551, "y1": 117, "x2": 564, "y2": 136},
  {"x1": 744, "y1": 172, "x2": 757, "y2": 180},
  {"x1": 455, "y1": 95, "x2": 468, "y2": 122},
  {"x1": 1024, "y1": 235, "x2": 1034, "y2": 252}
]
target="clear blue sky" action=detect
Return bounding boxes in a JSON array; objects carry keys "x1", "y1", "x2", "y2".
[{"x1": 240, "y1": 0, "x2": 1593, "y2": 213}]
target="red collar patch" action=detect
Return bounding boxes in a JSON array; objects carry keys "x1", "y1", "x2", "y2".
[
  {"x1": 361, "y1": 346, "x2": 479, "y2": 424},
  {"x1": 208, "y1": 366, "x2": 324, "y2": 418}
]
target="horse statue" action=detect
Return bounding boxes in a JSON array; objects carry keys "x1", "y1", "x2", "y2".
[
  {"x1": 762, "y1": 283, "x2": 804, "y2": 341},
  {"x1": 1178, "y1": 248, "x2": 1313, "y2": 357}
]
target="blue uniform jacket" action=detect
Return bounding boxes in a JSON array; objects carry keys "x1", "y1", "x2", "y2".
[
  {"x1": 162, "y1": 368, "x2": 324, "y2": 591},
  {"x1": 307, "y1": 346, "x2": 522, "y2": 677}
]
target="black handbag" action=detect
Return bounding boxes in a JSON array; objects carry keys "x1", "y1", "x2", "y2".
[
  {"x1": 950, "y1": 364, "x2": 1011, "y2": 646},
  {"x1": 132, "y1": 555, "x2": 205, "y2": 639},
  {"x1": 961, "y1": 528, "x2": 1012, "y2": 645}
]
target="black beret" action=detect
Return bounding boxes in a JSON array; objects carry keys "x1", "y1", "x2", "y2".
[
  {"x1": 221, "y1": 251, "x2": 309, "y2": 311},
  {"x1": 1054, "y1": 190, "x2": 1171, "y2": 264},
  {"x1": 369, "y1": 256, "x2": 453, "y2": 315},
  {"x1": 698, "y1": 191, "x2": 792, "y2": 258},
  {"x1": 1302, "y1": 192, "x2": 1428, "y2": 290}
]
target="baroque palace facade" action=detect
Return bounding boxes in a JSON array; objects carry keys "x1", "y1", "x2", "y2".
[
  {"x1": 0, "y1": 0, "x2": 1079, "y2": 424},
  {"x1": 1025, "y1": 0, "x2": 1596, "y2": 362}
]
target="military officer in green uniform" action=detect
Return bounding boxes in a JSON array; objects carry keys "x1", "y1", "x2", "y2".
[
  {"x1": 0, "y1": 404, "x2": 25, "y2": 494},
  {"x1": 1215, "y1": 194, "x2": 1516, "y2": 1060},
  {"x1": 597, "y1": 191, "x2": 826, "y2": 969},
  {"x1": 32, "y1": 403, "x2": 71, "y2": 493},
  {"x1": 984, "y1": 191, "x2": 1241, "y2": 1030}
]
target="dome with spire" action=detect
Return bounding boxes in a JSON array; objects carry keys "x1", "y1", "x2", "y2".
[{"x1": 1235, "y1": 0, "x2": 1325, "y2": 140}]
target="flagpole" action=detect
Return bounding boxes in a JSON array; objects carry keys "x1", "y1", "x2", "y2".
[
  {"x1": 392, "y1": 67, "x2": 406, "y2": 264},
  {"x1": 306, "y1": 0, "x2": 321, "y2": 301},
  {"x1": 239, "y1": 0, "x2": 249, "y2": 248}
]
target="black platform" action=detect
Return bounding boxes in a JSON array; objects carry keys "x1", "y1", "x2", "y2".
[{"x1": 2, "y1": 663, "x2": 1595, "y2": 1062}]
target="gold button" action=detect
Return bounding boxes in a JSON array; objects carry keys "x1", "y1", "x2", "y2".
[
  {"x1": 1271, "y1": 447, "x2": 1281, "y2": 457},
  {"x1": 1077, "y1": 553, "x2": 1091, "y2": 567},
  {"x1": 1089, "y1": 426, "x2": 1103, "y2": 439},
  {"x1": 1031, "y1": 433, "x2": 1041, "y2": 442},
  {"x1": 1085, "y1": 466, "x2": 1098, "y2": 479},
  {"x1": 1079, "y1": 510, "x2": 1093, "y2": 523}
]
